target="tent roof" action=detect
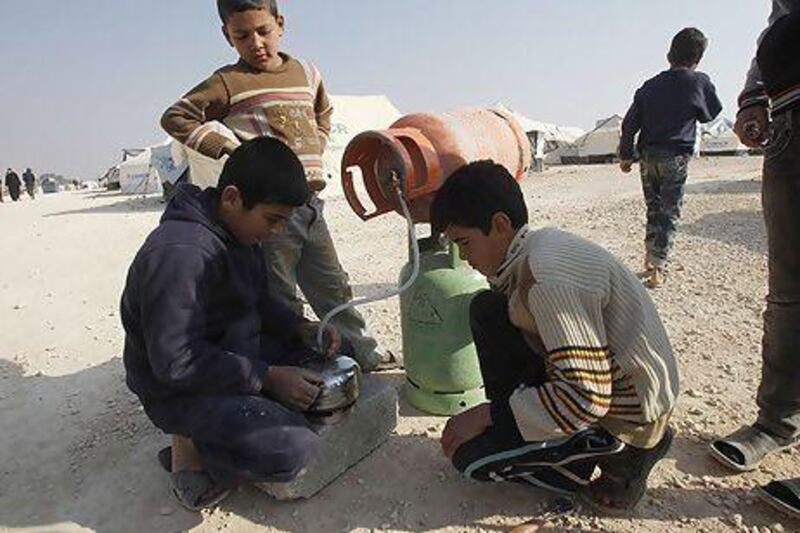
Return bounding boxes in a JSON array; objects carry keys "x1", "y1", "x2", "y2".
[{"x1": 494, "y1": 102, "x2": 585, "y2": 143}]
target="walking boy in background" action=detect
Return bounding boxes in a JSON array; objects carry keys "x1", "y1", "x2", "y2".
[
  {"x1": 122, "y1": 138, "x2": 340, "y2": 511},
  {"x1": 619, "y1": 28, "x2": 722, "y2": 289},
  {"x1": 161, "y1": 0, "x2": 393, "y2": 371},
  {"x1": 432, "y1": 161, "x2": 679, "y2": 513}
]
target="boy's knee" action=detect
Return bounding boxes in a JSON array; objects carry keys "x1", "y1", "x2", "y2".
[
  {"x1": 237, "y1": 426, "x2": 320, "y2": 482},
  {"x1": 266, "y1": 427, "x2": 320, "y2": 480},
  {"x1": 469, "y1": 290, "x2": 507, "y2": 328}
]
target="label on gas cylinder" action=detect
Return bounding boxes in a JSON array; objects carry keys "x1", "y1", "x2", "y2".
[{"x1": 408, "y1": 292, "x2": 443, "y2": 325}]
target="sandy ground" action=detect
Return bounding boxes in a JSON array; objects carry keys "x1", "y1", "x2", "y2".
[{"x1": 1, "y1": 156, "x2": 798, "y2": 533}]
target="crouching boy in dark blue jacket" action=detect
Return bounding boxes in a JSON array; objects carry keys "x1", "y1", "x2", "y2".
[{"x1": 121, "y1": 137, "x2": 341, "y2": 511}]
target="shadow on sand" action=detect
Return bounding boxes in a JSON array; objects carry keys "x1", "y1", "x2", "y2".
[
  {"x1": 682, "y1": 209, "x2": 766, "y2": 255},
  {"x1": 686, "y1": 178, "x2": 761, "y2": 196},
  {"x1": 2, "y1": 357, "x2": 795, "y2": 532},
  {"x1": 44, "y1": 192, "x2": 165, "y2": 218}
]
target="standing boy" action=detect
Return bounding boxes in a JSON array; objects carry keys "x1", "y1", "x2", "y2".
[
  {"x1": 619, "y1": 28, "x2": 723, "y2": 288},
  {"x1": 122, "y1": 137, "x2": 340, "y2": 510},
  {"x1": 432, "y1": 161, "x2": 679, "y2": 513},
  {"x1": 709, "y1": 1, "x2": 800, "y2": 517},
  {"x1": 161, "y1": 0, "x2": 392, "y2": 370}
]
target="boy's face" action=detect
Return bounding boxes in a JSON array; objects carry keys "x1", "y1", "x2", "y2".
[
  {"x1": 445, "y1": 214, "x2": 516, "y2": 277},
  {"x1": 218, "y1": 186, "x2": 293, "y2": 246},
  {"x1": 223, "y1": 9, "x2": 285, "y2": 71}
]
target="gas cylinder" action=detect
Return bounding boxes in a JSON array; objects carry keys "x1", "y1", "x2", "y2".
[
  {"x1": 342, "y1": 107, "x2": 531, "y2": 223},
  {"x1": 399, "y1": 236, "x2": 488, "y2": 415}
]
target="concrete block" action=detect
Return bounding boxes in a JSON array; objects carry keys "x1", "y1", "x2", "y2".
[{"x1": 256, "y1": 375, "x2": 398, "y2": 500}]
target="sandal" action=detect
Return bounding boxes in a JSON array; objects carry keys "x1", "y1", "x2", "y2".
[
  {"x1": 171, "y1": 470, "x2": 231, "y2": 511},
  {"x1": 709, "y1": 424, "x2": 800, "y2": 472},
  {"x1": 158, "y1": 446, "x2": 230, "y2": 511},
  {"x1": 757, "y1": 478, "x2": 800, "y2": 520},
  {"x1": 158, "y1": 446, "x2": 172, "y2": 472},
  {"x1": 578, "y1": 426, "x2": 674, "y2": 514}
]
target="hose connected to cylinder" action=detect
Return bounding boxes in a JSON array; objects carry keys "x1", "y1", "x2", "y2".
[{"x1": 317, "y1": 174, "x2": 421, "y2": 354}]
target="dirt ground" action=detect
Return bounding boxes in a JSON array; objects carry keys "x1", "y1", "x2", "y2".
[{"x1": 1, "y1": 156, "x2": 798, "y2": 533}]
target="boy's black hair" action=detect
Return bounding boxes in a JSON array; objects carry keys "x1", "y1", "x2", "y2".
[
  {"x1": 668, "y1": 28, "x2": 708, "y2": 67},
  {"x1": 218, "y1": 137, "x2": 309, "y2": 209},
  {"x1": 217, "y1": 0, "x2": 279, "y2": 23},
  {"x1": 430, "y1": 160, "x2": 528, "y2": 235}
]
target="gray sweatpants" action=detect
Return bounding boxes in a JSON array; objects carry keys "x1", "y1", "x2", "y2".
[
  {"x1": 262, "y1": 195, "x2": 380, "y2": 369},
  {"x1": 757, "y1": 108, "x2": 800, "y2": 440}
]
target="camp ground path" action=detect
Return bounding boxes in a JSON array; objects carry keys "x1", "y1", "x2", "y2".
[{"x1": 1, "y1": 156, "x2": 797, "y2": 532}]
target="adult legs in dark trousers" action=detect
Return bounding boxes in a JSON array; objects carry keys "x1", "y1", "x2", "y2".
[
  {"x1": 450, "y1": 291, "x2": 622, "y2": 495},
  {"x1": 262, "y1": 195, "x2": 385, "y2": 370},
  {"x1": 711, "y1": 109, "x2": 800, "y2": 473},
  {"x1": 8, "y1": 183, "x2": 21, "y2": 202}
]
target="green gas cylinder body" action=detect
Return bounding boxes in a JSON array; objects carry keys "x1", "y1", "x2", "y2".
[{"x1": 400, "y1": 236, "x2": 488, "y2": 415}]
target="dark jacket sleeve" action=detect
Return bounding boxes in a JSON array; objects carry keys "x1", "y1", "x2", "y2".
[
  {"x1": 256, "y1": 251, "x2": 307, "y2": 344},
  {"x1": 619, "y1": 90, "x2": 642, "y2": 160},
  {"x1": 137, "y1": 245, "x2": 268, "y2": 395},
  {"x1": 697, "y1": 75, "x2": 723, "y2": 123}
]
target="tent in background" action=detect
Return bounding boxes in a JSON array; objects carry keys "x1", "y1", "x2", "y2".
[
  {"x1": 700, "y1": 117, "x2": 748, "y2": 156},
  {"x1": 547, "y1": 115, "x2": 623, "y2": 165},
  {"x1": 118, "y1": 139, "x2": 187, "y2": 195},
  {"x1": 324, "y1": 95, "x2": 401, "y2": 196},
  {"x1": 494, "y1": 103, "x2": 584, "y2": 171}
]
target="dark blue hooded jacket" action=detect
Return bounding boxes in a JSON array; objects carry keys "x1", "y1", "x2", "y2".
[{"x1": 121, "y1": 184, "x2": 305, "y2": 405}]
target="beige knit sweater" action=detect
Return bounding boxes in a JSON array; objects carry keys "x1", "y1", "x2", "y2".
[
  {"x1": 490, "y1": 227, "x2": 679, "y2": 445},
  {"x1": 161, "y1": 53, "x2": 332, "y2": 180}
]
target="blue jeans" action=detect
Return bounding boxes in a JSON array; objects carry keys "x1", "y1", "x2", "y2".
[
  {"x1": 757, "y1": 108, "x2": 800, "y2": 440},
  {"x1": 145, "y1": 339, "x2": 321, "y2": 487},
  {"x1": 639, "y1": 154, "x2": 691, "y2": 268}
]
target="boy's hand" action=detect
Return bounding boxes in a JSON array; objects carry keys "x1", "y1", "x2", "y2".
[
  {"x1": 734, "y1": 105, "x2": 769, "y2": 147},
  {"x1": 294, "y1": 322, "x2": 342, "y2": 357},
  {"x1": 619, "y1": 160, "x2": 634, "y2": 174},
  {"x1": 262, "y1": 366, "x2": 322, "y2": 411},
  {"x1": 440, "y1": 403, "x2": 492, "y2": 459}
]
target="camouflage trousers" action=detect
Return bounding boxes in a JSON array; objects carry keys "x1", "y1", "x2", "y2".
[
  {"x1": 639, "y1": 154, "x2": 690, "y2": 268},
  {"x1": 261, "y1": 195, "x2": 381, "y2": 369}
]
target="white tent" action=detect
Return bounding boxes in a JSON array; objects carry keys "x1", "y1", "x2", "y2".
[
  {"x1": 118, "y1": 139, "x2": 187, "y2": 195},
  {"x1": 181, "y1": 94, "x2": 402, "y2": 198},
  {"x1": 548, "y1": 115, "x2": 623, "y2": 165},
  {"x1": 323, "y1": 94, "x2": 401, "y2": 196},
  {"x1": 493, "y1": 103, "x2": 584, "y2": 170},
  {"x1": 700, "y1": 117, "x2": 748, "y2": 155}
]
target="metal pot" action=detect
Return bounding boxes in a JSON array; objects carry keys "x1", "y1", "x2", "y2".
[{"x1": 304, "y1": 355, "x2": 361, "y2": 424}]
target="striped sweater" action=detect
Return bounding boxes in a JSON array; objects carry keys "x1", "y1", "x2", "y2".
[
  {"x1": 161, "y1": 53, "x2": 333, "y2": 179},
  {"x1": 489, "y1": 227, "x2": 679, "y2": 445}
]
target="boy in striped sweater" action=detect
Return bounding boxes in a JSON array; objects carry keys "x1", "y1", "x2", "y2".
[
  {"x1": 432, "y1": 161, "x2": 679, "y2": 512},
  {"x1": 160, "y1": 0, "x2": 391, "y2": 371}
]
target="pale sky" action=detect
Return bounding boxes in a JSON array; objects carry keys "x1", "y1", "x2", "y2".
[{"x1": 0, "y1": 1, "x2": 770, "y2": 180}]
